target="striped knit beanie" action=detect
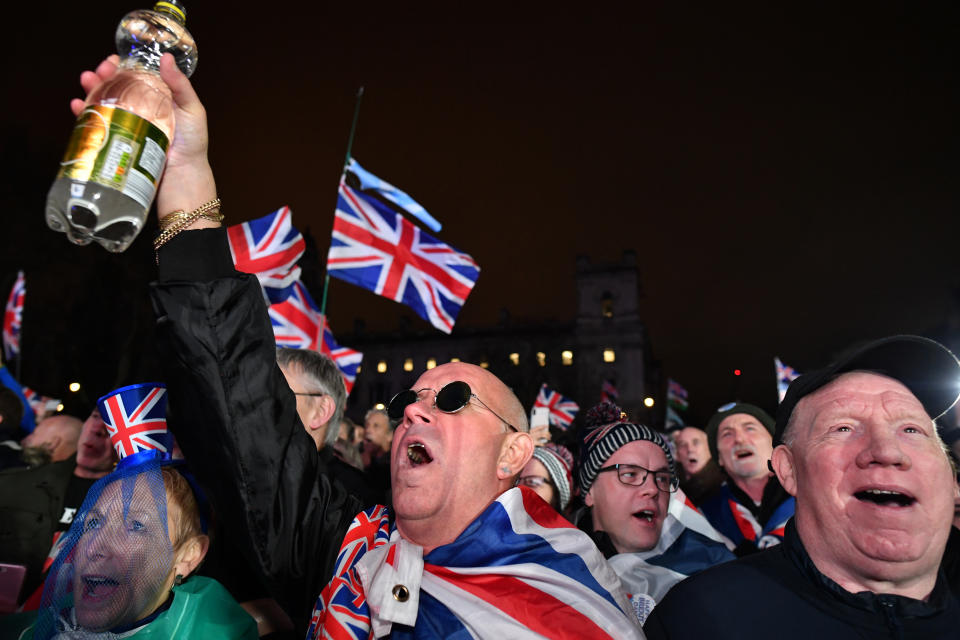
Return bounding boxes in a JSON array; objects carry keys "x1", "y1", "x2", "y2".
[
  {"x1": 577, "y1": 402, "x2": 675, "y2": 494},
  {"x1": 532, "y1": 443, "x2": 574, "y2": 511}
]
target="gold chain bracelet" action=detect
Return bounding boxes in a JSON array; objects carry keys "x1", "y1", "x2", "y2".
[{"x1": 154, "y1": 198, "x2": 222, "y2": 263}]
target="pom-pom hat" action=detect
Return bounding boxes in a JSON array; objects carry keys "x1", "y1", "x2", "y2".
[{"x1": 532, "y1": 443, "x2": 575, "y2": 510}]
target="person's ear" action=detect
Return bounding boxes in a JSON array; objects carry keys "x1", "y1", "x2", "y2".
[
  {"x1": 771, "y1": 445, "x2": 797, "y2": 496},
  {"x1": 584, "y1": 486, "x2": 596, "y2": 508},
  {"x1": 496, "y1": 432, "x2": 534, "y2": 481},
  {"x1": 308, "y1": 396, "x2": 337, "y2": 431},
  {"x1": 173, "y1": 534, "x2": 210, "y2": 578}
]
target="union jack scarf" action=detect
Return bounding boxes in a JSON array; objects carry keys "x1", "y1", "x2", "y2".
[
  {"x1": 699, "y1": 482, "x2": 795, "y2": 551},
  {"x1": 307, "y1": 487, "x2": 643, "y2": 639}
]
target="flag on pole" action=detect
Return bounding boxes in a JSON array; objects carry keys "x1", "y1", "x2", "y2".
[
  {"x1": 601, "y1": 379, "x2": 619, "y2": 403},
  {"x1": 3, "y1": 270, "x2": 25, "y2": 361},
  {"x1": 667, "y1": 379, "x2": 688, "y2": 412},
  {"x1": 228, "y1": 206, "x2": 305, "y2": 304},
  {"x1": 774, "y1": 357, "x2": 800, "y2": 403},
  {"x1": 346, "y1": 158, "x2": 442, "y2": 232},
  {"x1": 533, "y1": 384, "x2": 580, "y2": 430},
  {"x1": 327, "y1": 179, "x2": 480, "y2": 334},
  {"x1": 268, "y1": 281, "x2": 363, "y2": 394}
]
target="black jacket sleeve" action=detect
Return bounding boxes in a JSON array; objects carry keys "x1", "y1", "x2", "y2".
[{"x1": 150, "y1": 228, "x2": 361, "y2": 628}]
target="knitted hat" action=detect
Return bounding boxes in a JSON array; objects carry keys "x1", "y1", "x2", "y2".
[
  {"x1": 577, "y1": 402, "x2": 675, "y2": 494},
  {"x1": 704, "y1": 402, "x2": 775, "y2": 462},
  {"x1": 532, "y1": 443, "x2": 574, "y2": 511}
]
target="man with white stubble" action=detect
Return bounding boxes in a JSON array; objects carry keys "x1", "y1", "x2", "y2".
[
  {"x1": 645, "y1": 335, "x2": 960, "y2": 638},
  {"x1": 71, "y1": 53, "x2": 644, "y2": 638}
]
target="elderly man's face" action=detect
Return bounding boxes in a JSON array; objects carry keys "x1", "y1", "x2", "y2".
[
  {"x1": 391, "y1": 363, "x2": 519, "y2": 543},
  {"x1": 586, "y1": 440, "x2": 672, "y2": 554},
  {"x1": 674, "y1": 427, "x2": 711, "y2": 475},
  {"x1": 365, "y1": 412, "x2": 392, "y2": 451},
  {"x1": 716, "y1": 414, "x2": 773, "y2": 481},
  {"x1": 776, "y1": 372, "x2": 957, "y2": 591}
]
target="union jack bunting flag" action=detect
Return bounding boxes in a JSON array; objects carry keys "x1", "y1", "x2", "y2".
[
  {"x1": 3, "y1": 270, "x2": 25, "y2": 361},
  {"x1": 98, "y1": 384, "x2": 171, "y2": 460},
  {"x1": 22, "y1": 386, "x2": 60, "y2": 420},
  {"x1": 228, "y1": 206, "x2": 305, "y2": 304},
  {"x1": 319, "y1": 316, "x2": 363, "y2": 395},
  {"x1": 601, "y1": 379, "x2": 619, "y2": 403},
  {"x1": 533, "y1": 384, "x2": 579, "y2": 430},
  {"x1": 667, "y1": 379, "x2": 689, "y2": 411},
  {"x1": 327, "y1": 178, "x2": 480, "y2": 334},
  {"x1": 346, "y1": 158, "x2": 442, "y2": 232},
  {"x1": 775, "y1": 356, "x2": 800, "y2": 403}
]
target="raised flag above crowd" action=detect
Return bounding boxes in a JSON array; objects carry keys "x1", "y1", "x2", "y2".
[
  {"x1": 601, "y1": 379, "x2": 619, "y2": 403},
  {"x1": 326, "y1": 175, "x2": 480, "y2": 334},
  {"x1": 533, "y1": 384, "x2": 580, "y2": 430},
  {"x1": 3, "y1": 270, "x2": 25, "y2": 361},
  {"x1": 774, "y1": 356, "x2": 800, "y2": 403},
  {"x1": 228, "y1": 206, "x2": 305, "y2": 304},
  {"x1": 665, "y1": 378, "x2": 689, "y2": 428}
]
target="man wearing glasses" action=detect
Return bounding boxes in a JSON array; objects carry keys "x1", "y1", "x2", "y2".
[{"x1": 576, "y1": 408, "x2": 734, "y2": 623}]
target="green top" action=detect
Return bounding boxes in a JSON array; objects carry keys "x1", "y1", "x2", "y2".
[{"x1": 0, "y1": 576, "x2": 258, "y2": 639}]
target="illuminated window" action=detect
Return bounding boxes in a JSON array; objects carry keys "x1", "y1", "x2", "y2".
[
  {"x1": 603, "y1": 349, "x2": 616, "y2": 363},
  {"x1": 426, "y1": 358, "x2": 437, "y2": 370},
  {"x1": 450, "y1": 357, "x2": 461, "y2": 363},
  {"x1": 643, "y1": 397, "x2": 655, "y2": 408},
  {"x1": 561, "y1": 350, "x2": 573, "y2": 366},
  {"x1": 480, "y1": 360, "x2": 490, "y2": 369},
  {"x1": 536, "y1": 352, "x2": 546, "y2": 367},
  {"x1": 403, "y1": 358, "x2": 414, "y2": 372},
  {"x1": 509, "y1": 353, "x2": 520, "y2": 366},
  {"x1": 374, "y1": 402, "x2": 385, "y2": 410},
  {"x1": 356, "y1": 365, "x2": 362, "y2": 374},
  {"x1": 377, "y1": 360, "x2": 388, "y2": 373}
]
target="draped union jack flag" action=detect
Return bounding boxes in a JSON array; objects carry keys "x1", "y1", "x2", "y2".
[
  {"x1": 534, "y1": 384, "x2": 580, "y2": 430},
  {"x1": 3, "y1": 270, "x2": 25, "y2": 360},
  {"x1": 327, "y1": 178, "x2": 480, "y2": 334},
  {"x1": 228, "y1": 206, "x2": 305, "y2": 304},
  {"x1": 99, "y1": 384, "x2": 170, "y2": 459}
]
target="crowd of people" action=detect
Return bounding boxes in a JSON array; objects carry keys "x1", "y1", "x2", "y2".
[{"x1": 1, "y1": 52, "x2": 960, "y2": 639}]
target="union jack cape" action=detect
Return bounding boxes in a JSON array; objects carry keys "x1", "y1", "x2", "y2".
[
  {"x1": 3, "y1": 270, "x2": 25, "y2": 361},
  {"x1": 699, "y1": 482, "x2": 795, "y2": 551},
  {"x1": 774, "y1": 356, "x2": 800, "y2": 403},
  {"x1": 307, "y1": 487, "x2": 643, "y2": 639},
  {"x1": 228, "y1": 206, "x2": 305, "y2": 304},
  {"x1": 327, "y1": 177, "x2": 480, "y2": 334},
  {"x1": 606, "y1": 488, "x2": 735, "y2": 624},
  {"x1": 533, "y1": 384, "x2": 579, "y2": 430}
]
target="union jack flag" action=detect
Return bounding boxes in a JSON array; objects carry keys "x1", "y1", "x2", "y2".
[
  {"x1": 346, "y1": 158, "x2": 442, "y2": 232},
  {"x1": 533, "y1": 384, "x2": 579, "y2": 430},
  {"x1": 268, "y1": 281, "x2": 364, "y2": 395},
  {"x1": 3, "y1": 270, "x2": 25, "y2": 361},
  {"x1": 22, "y1": 386, "x2": 60, "y2": 420},
  {"x1": 601, "y1": 379, "x2": 619, "y2": 403},
  {"x1": 228, "y1": 206, "x2": 305, "y2": 304},
  {"x1": 327, "y1": 177, "x2": 480, "y2": 334},
  {"x1": 774, "y1": 356, "x2": 800, "y2": 403},
  {"x1": 98, "y1": 384, "x2": 171, "y2": 460}
]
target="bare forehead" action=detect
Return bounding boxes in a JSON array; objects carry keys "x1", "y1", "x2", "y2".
[
  {"x1": 718, "y1": 414, "x2": 763, "y2": 430},
  {"x1": 676, "y1": 427, "x2": 706, "y2": 442},
  {"x1": 413, "y1": 362, "x2": 507, "y2": 398},
  {"x1": 798, "y1": 371, "x2": 929, "y2": 420}
]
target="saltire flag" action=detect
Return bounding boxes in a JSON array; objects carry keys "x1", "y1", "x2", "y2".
[
  {"x1": 608, "y1": 488, "x2": 735, "y2": 624},
  {"x1": 3, "y1": 270, "x2": 25, "y2": 361},
  {"x1": 268, "y1": 280, "x2": 363, "y2": 394},
  {"x1": 228, "y1": 206, "x2": 305, "y2": 304},
  {"x1": 667, "y1": 379, "x2": 689, "y2": 411},
  {"x1": 601, "y1": 379, "x2": 619, "y2": 404},
  {"x1": 327, "y1": 178, "x2": 480, "y2": 334},
  {"x1": 775, "y1": 356, "x2": 800, "y2": 403},
  {"x1": 22, "y1": 386, "x2": 61, "y2": 421},
  {"x1": 308, "y1": 487, "x2": 643, "y2": 640},
  {"x1": 346, "y1": 158, "x2": 442, "y2": 232},
  {"x1": 533, "y1": 384, "x2": 579, "y2": 430},
  {"x1": 98, "y1": 385, "x2": 170, "y2": 460}
]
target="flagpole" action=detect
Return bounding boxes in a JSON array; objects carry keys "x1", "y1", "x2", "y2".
[{"x1": 319, "y1": 86, "x2": 365, "y2": 340}]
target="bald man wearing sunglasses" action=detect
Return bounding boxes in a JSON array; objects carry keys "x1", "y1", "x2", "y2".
[{"x1": 92, "y1": 55, "x2": 646, "y2": 638}]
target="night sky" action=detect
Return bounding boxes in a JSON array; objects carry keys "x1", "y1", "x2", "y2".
[{"x1": 2, "y1": 3, "x2": 957, "y2": 426}]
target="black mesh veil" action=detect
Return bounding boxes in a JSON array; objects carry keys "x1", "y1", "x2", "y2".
[{"x1": 34, "y1": 454, "x2": 175, "y2": 639}]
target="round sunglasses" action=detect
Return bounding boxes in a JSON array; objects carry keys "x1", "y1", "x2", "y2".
[{"x1": 387, "y1": 380, "x2": 518, "y2": 432}]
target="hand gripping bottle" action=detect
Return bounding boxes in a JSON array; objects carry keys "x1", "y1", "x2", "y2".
[{"x1": 45, "y1": 0, "x2": 197, "y2": 252}]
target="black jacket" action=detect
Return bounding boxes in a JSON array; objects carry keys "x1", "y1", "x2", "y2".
[
  {"x1": 644, "y1": 519, "x2": 960, "y2": 640},
  {"x1": 151, "y1": 228, "x2": 362, "y2": 631}
]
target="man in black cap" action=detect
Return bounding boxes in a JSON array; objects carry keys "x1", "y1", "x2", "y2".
[
  {"x1": 698, "y1": 402, "x2": 795, "y2": 555},
  {"x1": 645, "y1": 335, "x2": 960, "y2": 639}
]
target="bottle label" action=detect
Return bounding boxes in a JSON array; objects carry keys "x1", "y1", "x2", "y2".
[{"x1": 56, "y1": 105, "x2": 169, "y2": 209}]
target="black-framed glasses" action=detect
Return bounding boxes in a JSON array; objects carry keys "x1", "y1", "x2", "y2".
[
  {"x1": 387, "y1": 380, "x2": 519, "y2": 432},
  {"x1": 516, "y1": 475, "x2": 552, "y2": 489},
  {"x1": 294, "y1": 392, "x2": 327, "y2": 397},
  {"x1": 597, "y1": 463, "x2": 678, "y2": 493}
]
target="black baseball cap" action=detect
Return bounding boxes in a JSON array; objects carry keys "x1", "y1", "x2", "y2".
[{"x1": 774, "y1": 335, "x2": 960, "y2": 446}]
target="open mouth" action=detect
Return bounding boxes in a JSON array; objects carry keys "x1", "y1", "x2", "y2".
[
  {"x1": 407, "y1": 442, "x2": 433, "y2": 466},
  {"x1": 735, "y1": 450, "x2": 753, "y2": 460},
  {"x1": 82, "y1": 575, "x2": 119, "y2": 599},
  {"x1": 855, "y1": 489, "x2": 916, "y2": 507},
  {"x1": 633, "y1": 509, "x2": 656, "y2": 523}
]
